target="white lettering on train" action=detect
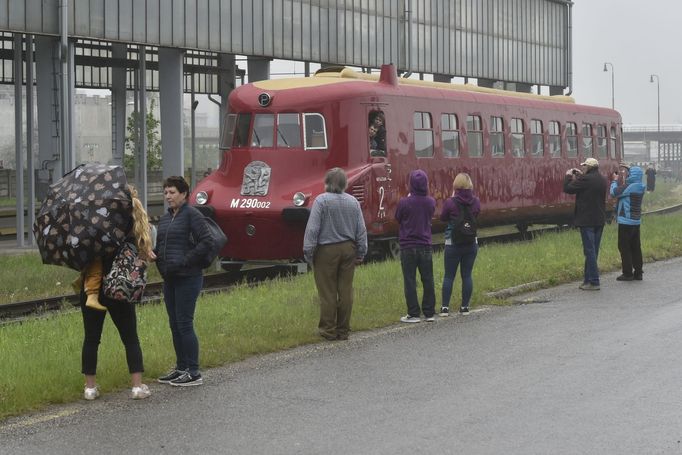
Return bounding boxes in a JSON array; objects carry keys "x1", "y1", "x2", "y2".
[{"x1": 230, "y1": 198, "x2": 271, "y2": 209}]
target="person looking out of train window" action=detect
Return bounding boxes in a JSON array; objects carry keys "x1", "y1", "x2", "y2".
[
  {"x1": 369, "y1": 124, "x2": 380, "y2": 151},
  {"x1": 369, "y1": 111, "x2": 386, "y2": 156},
  {"x1": 155, "y1": 176, "x2": 213, "y2": 387},
  {"x1": 396, "y1": 169, "x2": 437, "y2": 323},
  {"x1": 440, "y1": 172, "x2": 481, "y2": 316},
  {"x1": 303, "y1": 168, "x2": 368, "y2": 341},
  {"x1": 610, "y1": 163, "x2": 646, "y2": 282},
  {"x1": 563, "y1": 157, "x2": 608, "y2": 291}
]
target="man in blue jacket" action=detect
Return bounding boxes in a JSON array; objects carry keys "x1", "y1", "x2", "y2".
[{"x1": 610, "y1": 164, "x2": 646, "y2": 281}]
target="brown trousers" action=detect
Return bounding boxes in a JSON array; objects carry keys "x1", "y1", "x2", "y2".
[{"x1": 313, "y1": 241, "x2": 357, "y2": 340}]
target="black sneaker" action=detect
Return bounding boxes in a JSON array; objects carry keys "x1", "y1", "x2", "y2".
[
  {"x1": 439, "y1": 307, "x2": 450, "y2": 317},
  {"x1": 459, "y1": 306, "x2": 470, "y2": 314},
  {"x1": 616, "y1": 274, "x2": 634, "y2": 281},
  {"x1": 634, "y1": 273, "x2": 643, "y2": 281},
  {"x1": 157, "y1": 368, "x2": 183, "y2": 384},
  {"x1": 170, "y1": 371, "x2": 203, "y2": 387}
]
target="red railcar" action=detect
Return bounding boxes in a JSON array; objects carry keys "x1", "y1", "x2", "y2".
[{"x1": 192, "y1": 64, "x2": 621, "y2": 265}]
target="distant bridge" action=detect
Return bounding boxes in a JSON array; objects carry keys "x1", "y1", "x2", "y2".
[{"x1": 622, "y1": 126, "x2": 682, "y2": 172}]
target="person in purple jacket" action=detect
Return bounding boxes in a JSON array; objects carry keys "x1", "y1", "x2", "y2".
[
  {"x1": 395, "y1": 169, "x2": 437, "y2": 323},
  {"x1": 440, "y1": 173, "x2": 481, "y2": 316}
]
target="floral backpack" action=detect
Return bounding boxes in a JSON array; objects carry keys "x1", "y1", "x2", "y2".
[{"x1": 103, "y1": 242, "x2": 148, "y2": 303}]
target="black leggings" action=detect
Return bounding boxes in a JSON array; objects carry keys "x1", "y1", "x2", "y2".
[{"x1": 81, "y1": 300, "x2": 144, "y2": 375}]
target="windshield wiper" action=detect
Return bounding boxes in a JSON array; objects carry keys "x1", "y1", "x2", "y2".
[{"x1": 277, "y1": 128, "x2": 290, "y2": 147}]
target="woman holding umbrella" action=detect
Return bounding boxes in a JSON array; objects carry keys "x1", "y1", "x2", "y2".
[{"x1": 81, "y1": 185, "x2": 156, "y2": 400}]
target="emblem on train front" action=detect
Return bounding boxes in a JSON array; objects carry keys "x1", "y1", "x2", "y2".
[{"x1": 241, "y1": 161, "x2": 271, "y2": 196}]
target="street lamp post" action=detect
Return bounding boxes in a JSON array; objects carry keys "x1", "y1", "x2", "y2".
[
  {"x1": 603, "y1": 62, "x2": 614, "y2": 109},
  {"x1": 650, "y1": 74, "x2": 660, "y2": 164}
]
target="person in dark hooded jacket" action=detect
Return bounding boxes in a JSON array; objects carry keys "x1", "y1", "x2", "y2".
[
  {"x1": 610, "y1": 164, "x2": 646, "y2": 281},
  {"x1": 395, "y1": 169, "x2": 436, "y2": 322},
  {"x1": 439, "y1": 172, "x2": 481, "y2": 316}
]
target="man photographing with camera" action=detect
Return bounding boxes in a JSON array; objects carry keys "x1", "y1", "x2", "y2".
[{"x1": 563, "y1": 157, "x2": 609, "y2": 290}]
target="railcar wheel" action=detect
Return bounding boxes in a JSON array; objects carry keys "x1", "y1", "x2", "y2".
[
  {"x1": 220, "y1": 262, "x2": 243, "y2": 273},
  {"x1": 515, "y1": 222, "x2": 529, "y2": 234},
  {"x1": 385, "y1": 240, "x2": 401, "y2": 260}
]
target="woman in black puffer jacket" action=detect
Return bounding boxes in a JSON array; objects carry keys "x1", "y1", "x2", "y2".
[{"x1": 154, "y1": 176, "x2": 212, "y2": 387}]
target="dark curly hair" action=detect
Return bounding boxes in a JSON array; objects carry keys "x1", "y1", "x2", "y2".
[{"x1": 163, "y1": 175, "x2": 190, "y2": 195}]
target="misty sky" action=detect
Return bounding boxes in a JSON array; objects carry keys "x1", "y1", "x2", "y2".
[{"x1": 572, "y1": 0, "x2": 679, "y2": 125}]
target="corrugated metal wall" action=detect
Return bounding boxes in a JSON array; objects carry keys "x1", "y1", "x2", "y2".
[{"x1": 0, "y1": 0, "x2": 571, "y2": 88}]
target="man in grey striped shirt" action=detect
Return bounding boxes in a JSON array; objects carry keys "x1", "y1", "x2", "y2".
[{"x1": 303, "y1": 168, "x2": 368, "y2": 341}]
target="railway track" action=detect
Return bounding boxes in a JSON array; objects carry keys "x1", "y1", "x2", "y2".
[
  {"x1": 3, "y1": 202, "x2": 681, "y2": 322},
  {"x1": 0, "y1": 266, "x2": 295, "y2": 322}
]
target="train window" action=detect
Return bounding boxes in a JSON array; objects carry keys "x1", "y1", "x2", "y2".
[
  {"x1": 610, "y1": 126, "x2": 618, "y2": 160},
  {"x1": 596, "y1": 124, "x2": 607, "y2": 158},
  {"x1": 549, "y1": 121, "x2": 561, "y2": 157},
  {"x1": 369, "y1": 111, "x2": 386, "y2": 156},
  {"x1": 252, "y1": 114, "x2": 275, "y2": 147},
  {"x1": 511, "y1": 118, "x2": 525, "y2": 157},
  {"x1": 233, "y1": 113, "x2": 252, "y2": 147},
  {"x1": 582, "y1": 123, "x2": 593, "y2": 157},
  {"x1": 220, "y1": 114, "x2": 237, "y2": 149},
  {"x1": 441, "y1": 113, "x2": 459, "y2": 158},
  {"x1": 277, "y1": 113, "x2": 302, "y2": 148},
  {"x1": 466, "y1": 115, "x2": 482, "y2": 157},
  {"x1": 531, "y1": 119, "x2": 544, "y2": 157},
  {"x1": 490, "y1": 116, "x2": 504, "y2": 157},
  {"x1": 566, "y1": 122, "x2": 578, "y2": 157},
  {"x1": 303, "y1": 113, "x2": 328, "y2": 150},
  {"x1": 414, "y1": 112, "x2": 434, "y2": 157}
]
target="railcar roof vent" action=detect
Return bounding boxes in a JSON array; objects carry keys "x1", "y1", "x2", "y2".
[{"x1": 378, "y1": 64, "x2": 398, "y2": 87}]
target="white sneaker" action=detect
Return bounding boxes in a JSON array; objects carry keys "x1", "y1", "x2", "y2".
[
  {"x1": 400, "y1": 315, "x2": 421, "y2": 323},
  {"x1": 131, "y1": 384, "x2": 151, "y2": 400},
  {"x1": 83, "y1": 386, "x2": 100, "y2": 401},
  {"x1": 424, "y1": 316, "x2": 435, "y2": 322}
]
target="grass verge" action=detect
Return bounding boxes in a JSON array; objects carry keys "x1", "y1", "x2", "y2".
[{"x1": 2, "y1": 212, "x2": 682, "y2": 420}]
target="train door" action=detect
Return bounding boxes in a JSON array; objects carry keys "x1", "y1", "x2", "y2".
[{"x1": 367, "y1": 107, "x2": 397, "y2": 257}]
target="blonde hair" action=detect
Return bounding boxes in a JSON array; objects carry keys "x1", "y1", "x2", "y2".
[
  {"x1": 128, "y1": 185, "x2": 153, "y2": 259},
  {"x1": 453, "y1": 173, "x2": 473, "y2": 190}
]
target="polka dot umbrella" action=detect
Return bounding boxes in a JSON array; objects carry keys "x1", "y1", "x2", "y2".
[{"x1": 32, "y1": 162, "x2": 133, "y2": 271}]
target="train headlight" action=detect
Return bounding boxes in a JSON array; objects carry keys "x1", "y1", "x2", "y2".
[
  {"x1": 293, "y1": 192, "x2": 307, "y2": 207},
  {"x1": 195, "y1": 191, "x2": 209, "y2": 205}
]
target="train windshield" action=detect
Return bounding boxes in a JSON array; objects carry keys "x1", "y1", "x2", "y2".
[{"x1": 221, "y1": 112, "x2": 326, "y2": 150}]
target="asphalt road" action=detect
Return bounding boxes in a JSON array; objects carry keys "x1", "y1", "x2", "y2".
[{"x1": 2, "y1": 258, "x2": 682, "y2": 454}]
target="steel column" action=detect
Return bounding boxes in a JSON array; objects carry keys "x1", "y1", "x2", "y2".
[
  {"x1": 14, "y1": 34, "x2": 24, "y2": 247},
  {"x1": 158, "y1": 47, "x2": 184, "y2": 179}
]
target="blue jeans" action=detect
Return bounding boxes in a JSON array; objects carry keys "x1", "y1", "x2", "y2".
[
  {"x1": 163, "y1": 274, "x2": 203, "y2": 375},
  {"x1": 400, "y1": 246, "x2": 435, "y2": 318},
  {"x1": 442, "y1": 242, "x2": 478, "y2": 310},
  {"x1": 580, "y1": 226, "x2": 604, "y2": 285}
]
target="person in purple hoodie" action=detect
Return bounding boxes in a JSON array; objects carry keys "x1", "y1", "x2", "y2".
[
  {"x1": 440, "y1": 173, "x2": 481, "y2": 316},
  {"x1": 395, "y1": 169, "x2": 437, "y2": 323}
]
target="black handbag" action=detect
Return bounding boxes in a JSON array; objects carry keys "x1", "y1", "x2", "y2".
[{"x1": 103, "y1": 242, "x2": 148, "y2": 303}]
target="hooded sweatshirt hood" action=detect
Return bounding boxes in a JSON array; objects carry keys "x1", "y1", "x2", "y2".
[
  {"x1": 409, "y1": 170, "x2": 429, "y2": 196},
  {"x1": 626, "y1": 166, "x2": 644, "y2": 185},
  {"x1": 454, "y1": 188, "x2": 476, "y2": 206},
  {"x1": 394, "y1": 170, "x2": 436, "y2": 249}
]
